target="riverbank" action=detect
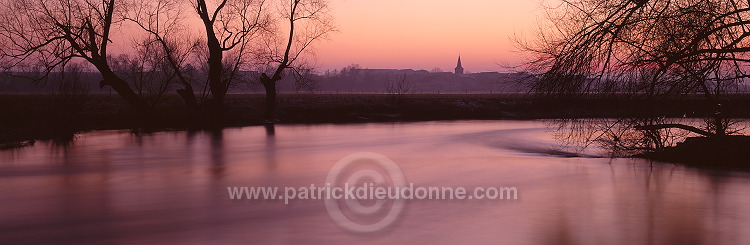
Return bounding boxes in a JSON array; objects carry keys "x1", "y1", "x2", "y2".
[
  {"x1": 2, "y1": 93, "x2": 750, "y2": 146},
  {"x1": 637, "y1": 135, "x2": 750, "y2": 169}
]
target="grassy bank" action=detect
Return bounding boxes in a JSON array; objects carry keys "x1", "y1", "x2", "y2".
[{"x1": 2, "y1": 93, "x2": 750, "y2": 145}]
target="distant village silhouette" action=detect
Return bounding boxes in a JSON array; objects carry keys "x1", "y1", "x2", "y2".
[{"x1": 0, "y1": 56, "x2": 531, "y2": 94}]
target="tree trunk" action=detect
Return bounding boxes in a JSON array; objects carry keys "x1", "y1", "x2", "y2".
[
  {"x1": 174, "y1": 68, "x2": 197, "y2": 110},
  {"x1": 99, "y1": 67, "x2": 149, "y2": 110},
  {"x1": 177, "y1": 85, "x2": 197, "y2": 110},
  {"x1": 197, "y1": 0, "x2": 226, "y2": 109},
  {"x1": 207, "y1": 47, "x2": 225, "y2": 108},
  {"x1": 261, "y1": 74, "x2": 278, "y2": 119}
]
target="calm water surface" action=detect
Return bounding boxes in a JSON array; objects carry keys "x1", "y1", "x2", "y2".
[{"x1": 1, "y1": 120, "x2": 749, "y2": 244}]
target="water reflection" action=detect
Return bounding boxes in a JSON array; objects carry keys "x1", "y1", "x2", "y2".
[
  {"x1": 0, "y1": 121, "x2": 748, "y2": 244},
  {"x1": 264, "y1": 124, "x2": 278, "y2": 170},
  {"x1": 209, "y1": 128, "x2": 225, "y2": 178}
]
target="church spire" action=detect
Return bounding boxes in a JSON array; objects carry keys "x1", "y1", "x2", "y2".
[{"x1": 455, "y1": 55, "x2": 464, "y2": 75}]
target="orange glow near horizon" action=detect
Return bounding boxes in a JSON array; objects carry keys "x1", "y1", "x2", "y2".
[
  {"x1": 105, "y1": 0, "x2": 547, "y2": 73},
  {"x1": 314, "y1": 0, "x2": 544, "y2": 72}
]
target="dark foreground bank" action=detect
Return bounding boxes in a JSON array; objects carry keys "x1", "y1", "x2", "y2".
[
  {"x1": 638, "y1": 135, "x2": 750, "y2": 168},
  {"x1": 3, "y1": 93, "x2": 750, "y2": 148}
]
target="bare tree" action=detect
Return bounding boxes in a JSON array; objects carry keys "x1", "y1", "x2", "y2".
[
  {"x1": 291, "y1": 64, "x2": 318, "y2": 93},
  {"x1": 51, "y1": 62, "x2": 91, "y2": 116},
  {"x1": 522, "y1": 0, "x2": 750, "y2": 154},
  {"x1": 193, "y1": 0, "x2": 268, "y2": 108},
  {"x1": 109, "y1": 39, "x2": 187, "y2": 107},
  {"x1": 0, "y1": 0, "x2": 149, "y2": 109},
  {"x1": 259, "y1": 0, "x2": 335, "y2": 119},
  {"x1": 385, "y1": 74, "x2": 411, "y2": 103},
  {"x1": 385, "y1": 74, "x2": 411, "y2": 94},
  {"x1": 124, "y1": 0, "x2": 201, "y2": 108},
  {"x1": 121, "y1": 0, "x2": 268, "y2": 109}
]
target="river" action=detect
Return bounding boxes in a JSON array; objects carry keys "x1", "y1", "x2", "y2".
[{"x1": 1, "y1": 120, "x2": 749, "y2": 244}]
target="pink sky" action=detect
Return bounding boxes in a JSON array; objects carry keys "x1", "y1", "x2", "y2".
[{"x1": 314, "y1": 0, "x2": 544, "y2": 72}]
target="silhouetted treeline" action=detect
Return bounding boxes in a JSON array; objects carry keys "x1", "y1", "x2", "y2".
[
  {"x1": 0, "y1": 69, "x2": 534, "y2": 95},
  {"x1": 0, "y1": 0, "x2": 334, "y2": 118}
]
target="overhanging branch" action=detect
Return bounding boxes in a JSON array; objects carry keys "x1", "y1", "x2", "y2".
[{"x1": 635, "y1": 123, "x2": 715, "y2": 137}]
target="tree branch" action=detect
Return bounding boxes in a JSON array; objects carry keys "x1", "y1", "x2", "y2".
[{"x1": 635, "y1": 124, "x2": 716, "y2": 137}]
